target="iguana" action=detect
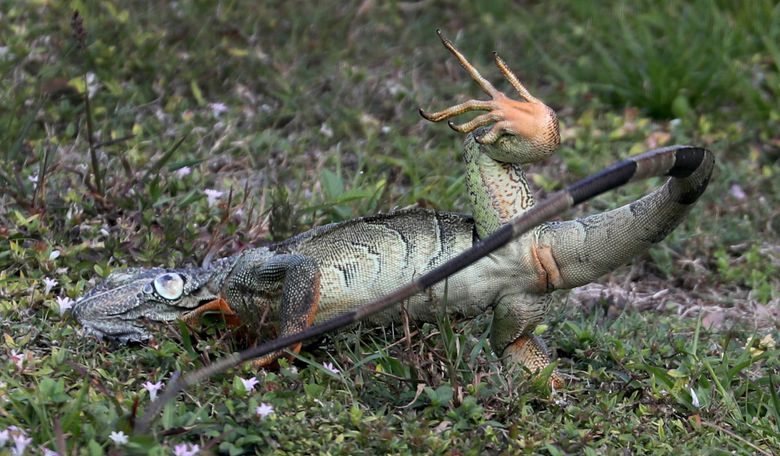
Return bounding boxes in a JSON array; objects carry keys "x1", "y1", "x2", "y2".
[{"x1": 73, "y1": 32, "x2": 713, "y2": 397}]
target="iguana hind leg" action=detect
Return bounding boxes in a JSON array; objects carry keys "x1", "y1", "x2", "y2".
[
  {"x1": 504, "y1": 335, "x2": 564, "y2": 389},
  {"x1": 223, "y1": 252, "x2": 321, "y2": 368},
  {"x1": 491, "y1": 293, "x2": 563, "y2": 388}
]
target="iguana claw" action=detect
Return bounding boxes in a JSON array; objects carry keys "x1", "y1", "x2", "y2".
[{"x1": 419, "y1": 33, "x2": 558, "y2": 149}]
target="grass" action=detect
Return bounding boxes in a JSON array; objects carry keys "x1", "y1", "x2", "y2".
[{"x1": 0, "y1": 0, "x2": 778, "y2": 454}]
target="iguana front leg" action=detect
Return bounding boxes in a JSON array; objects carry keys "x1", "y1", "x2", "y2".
[
  {"x1": 421, "y1": 32, "x2": 564, "y2": 386},
  {"x1": 222, "y1": 250, "x2": 321, "y2": 368}
]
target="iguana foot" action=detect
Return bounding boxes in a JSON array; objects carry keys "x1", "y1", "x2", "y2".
[
  {"x1": 181, "y1": 296, "x2": 241, "y2": 328},
  {"x1": 503, "y1": 334, "x2": 564, "y2": 390},
  {"x1": 419, "y1": 30, "x2": 558, "y2": 148}
]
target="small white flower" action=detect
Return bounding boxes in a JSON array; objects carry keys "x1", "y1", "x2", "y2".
[
  {"x1": 173, "y1": 443, "x2": 200, "y2": 456},
  {"x1": 319, "y1": 123, "x2": 334, "y2": 138},
  {"x1": 256, "y1": 403, "x2": 274, "y2": 419},
  {"x1": 690, "y1": 387, "x2": 700, "y2": 408},
  {"x1": 12, "y1": 434, "x2": 32, "y2": 456},
  {"x1": 42, "y1": 447, "x2": 59, "y2": 456},
  {"x1": 240, "y1": 376, "x2": 259, "y2": 392},
  {"x1": 109, "y1": 431, "x2": 128, "y2": 445},
  {"x1": 175, "y1": 166, "x2": 192, "y2": 177},
  {"x1": 9, "y1": 350, "x2": 24, "y2": 369},
  {"x1": 204, "y1": 189, "x2": 224, "y2": 207},
  {"x1": 0, "y1": 429, "x2": 9, "y2": 446},
  {"x1": 381, "y1": 126, "x2": 391, "y2": 134},
  {"x1": 86, "y1": 72, "x2": 99, "y2": 97},
  {"x1": 323, "y1": 362, "x2": 339, "y2": 374},
  {"x1": 42, "y1": 277, "x2": 58, "y2": 294},
  {"x1": 28, "y1": 174, "x2": 38, "y2": 183},
  {"x1": 209, "y1": 102, "x2": 228, "y2": 117},
  {"x1": 143, "y1": 381, "x2": 164, "y2": 401},
  {"x1": 56, "y1": 296, "x2": 75, "y2": 315},
  {"x1": 49, "y1": 250, "x2": 61, "y2": 261}
]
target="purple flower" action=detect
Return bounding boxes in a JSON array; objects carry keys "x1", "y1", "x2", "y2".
[
  {"x1": 173, "y1": 443, "x2": 201, "y2": 456},
  {"x1": 209, "y1": 102, "x2": 228, "y2": 117},
  {"x1": 143, "y1": 381, "x2": 164, "y2": 401},
  {"x1": 240, "y1": 376, "x2": 259, "y2": 392},
  {"x1": 256, "y1": 403, "x2": 274, "y2": 419},
  {"x1": 12, "y1": 433, "x2": 32, "y2": 455},
  {"x1": 729, "y1": 183, "x2": 746, "y2": 201},
  {"x1": 323, "y1": 362, "x2": 340, "y2": 374}
]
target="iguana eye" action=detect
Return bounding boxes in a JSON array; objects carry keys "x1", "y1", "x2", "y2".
[{"x1": 152, "y1": 273, "x2": 184, "y2": 300}]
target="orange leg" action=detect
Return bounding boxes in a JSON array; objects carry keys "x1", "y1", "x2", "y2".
[
  {"x1": 180, "y1": 296, "x2": 241, "y2": 328},
  {"x1": 504, "y1": 334, "x2": 564, "y2": 390},
  {"x1": 419, "y1": 30, "x2": 555, "y2": 146}
]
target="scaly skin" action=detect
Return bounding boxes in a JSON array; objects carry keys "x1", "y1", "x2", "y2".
[{"x1": 73, "y1": 33, "x2": 714, "y2": 389}]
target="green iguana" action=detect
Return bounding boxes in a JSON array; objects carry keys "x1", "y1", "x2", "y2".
[{"x1": 73, "y1": 33, "x2": 714, "y2": 396}]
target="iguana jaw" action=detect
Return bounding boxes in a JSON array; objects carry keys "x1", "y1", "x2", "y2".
[{"x1": 72, "y1": 267, "x2": 221, "y2": 343}]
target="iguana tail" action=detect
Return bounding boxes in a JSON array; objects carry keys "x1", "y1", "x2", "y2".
[{"x1": 532, "y1": 145, "x2": 715, "y2": 290}]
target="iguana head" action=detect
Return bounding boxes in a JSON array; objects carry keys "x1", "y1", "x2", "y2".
[{"x1": 72, "y1": 266, "x2": 221, "y2": 343}]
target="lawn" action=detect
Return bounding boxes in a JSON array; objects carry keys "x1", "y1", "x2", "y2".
[{"x1": 0, "y1": 1, "x2": 778, "y2": 454}]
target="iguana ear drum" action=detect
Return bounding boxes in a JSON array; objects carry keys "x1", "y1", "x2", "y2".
[{"x1": 153, "y1": 273, "x2": 185, "y2": 300}]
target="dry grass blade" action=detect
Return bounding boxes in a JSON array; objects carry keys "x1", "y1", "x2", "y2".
[{"x1": 140, "y1": 131, "x2": 191, "y2": 183}]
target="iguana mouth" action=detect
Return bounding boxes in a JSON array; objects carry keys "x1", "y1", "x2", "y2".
[{"x1": 72, "y1": 267, "x2": 219, "y2": 343}]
